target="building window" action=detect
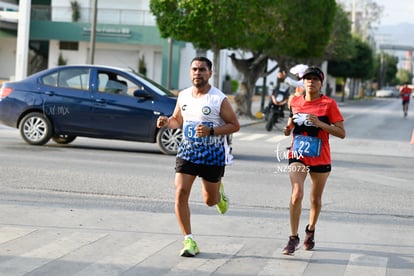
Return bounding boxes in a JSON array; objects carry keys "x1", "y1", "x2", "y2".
[{"x1": 59, "y1": 41, "x2": 79, "y2": 51}]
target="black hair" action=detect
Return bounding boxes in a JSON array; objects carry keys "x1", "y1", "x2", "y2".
[{"x1": 191, "y1": 56, "x2": 212, "y2": 71}]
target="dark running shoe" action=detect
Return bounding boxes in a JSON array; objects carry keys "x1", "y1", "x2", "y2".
[
  {"x1": 304, "y1": 225, "x2": 315, "y2": 250},
  {"x1": 282, "y1": 235, "x2": 300, "y2": 255}
]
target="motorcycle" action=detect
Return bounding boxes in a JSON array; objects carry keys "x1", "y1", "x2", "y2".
[{"x1": 264, "y1": 83, "x2": 290, "y2": 131}]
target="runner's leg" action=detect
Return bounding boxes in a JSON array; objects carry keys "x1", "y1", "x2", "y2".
[
  {"x1": 288, "y1": 162, "x2": 308, "y2": 236},
  {"x1": 201, "y1": 179, "x2": 221, "y2": 206},
  {"x1": 175, "y1": 173, "x2": 197, "y2": 235},
  {"x1": 308, "y1": 172, "x2": 330, "y2": 230}
]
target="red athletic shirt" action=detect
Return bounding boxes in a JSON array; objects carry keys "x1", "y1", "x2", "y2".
[
  {"x1": 288, "y1": 95, "x2": 344, "y2": 166},
  {"x1": 400, "y1": 86, "x2": 412, "y2": 101}
]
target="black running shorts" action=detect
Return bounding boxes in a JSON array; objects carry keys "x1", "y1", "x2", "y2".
[
  {"x1": 175, "y1": 158, "x2": 225, "y2": 183},
  {"x1": 288, "y1": 158, "x2": 331, "y2": 173}
]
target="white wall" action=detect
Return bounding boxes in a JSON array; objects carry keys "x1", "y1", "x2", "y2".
[
  {"x1": 178, "y1": 43, "x2": 195, "y2": 90},
  {"x1": 178, "y1": 43, "x2": 243, "y2": 91},
  {"x1": 48, "y1": 40, "x2": 162, "y2": 83},
  {"x1": 0, "y1": 37, "x2": 16, "y2": 79},
  {"x1": 51, "y1": 0, "x2": 155, "y2": 25},
  {"x1": 48, "y1": 40, "x2": 88, "y2": 67}
]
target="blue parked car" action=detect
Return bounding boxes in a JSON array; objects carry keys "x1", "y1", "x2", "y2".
[{"x1": 0, "y1": 65, "x2": 182, "y2": 155}]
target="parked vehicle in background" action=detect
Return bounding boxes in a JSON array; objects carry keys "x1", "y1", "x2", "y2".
[
  {"x1": 0, "y1": 65, "x2": 182, "y2": 155},
  {"x1": 375, "y1": 87, "x2": 399, "y2": 98}
]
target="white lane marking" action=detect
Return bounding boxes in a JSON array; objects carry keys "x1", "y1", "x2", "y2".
[
  {"x1": 344, "y1": 254, "x2": 388, "y2": 276},
  {"x1": 0, "y1": 232, "x2": 107, "y2": 276}
]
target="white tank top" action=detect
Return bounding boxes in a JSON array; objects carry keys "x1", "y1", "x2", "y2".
[{"x1": 177, "y1": 86, "x2": 227, "y2": 165}]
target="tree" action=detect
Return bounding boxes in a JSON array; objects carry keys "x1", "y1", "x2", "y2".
[
  {"x1": 375, "y1": 53, "x2": 398, "y2": 87},
  {"x1": 396, "y1": 69, "x2": 412, "y2": 84},
  {"x1": 150, "y1": 0, "x2": 250, "y2": 88},
  {"x1": 328, "y1": 36, "x2": 375, "y2": 99},
  {"x1": 337, "y1": 0, "x2": 383, "y2": 37},
  {"x1": 150, "y1": 0, "x2": 337, "y2": 117},
  {"x1": 324, "y1": 4, "x2": 355, "y2": 62}
]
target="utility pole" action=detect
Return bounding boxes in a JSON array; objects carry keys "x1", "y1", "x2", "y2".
[
  {"x1": 351, "y1": 0, "x2": 356, "y2": 33},
  {"x1": 88, "y1": 0, "x2": 98, "y2": 64},
  {"x1": 167, "y1": 38, "x2": 172, "y2": 90},
  {"x1": 15, "y1": 0, "x2": 31, "y2": 80}
]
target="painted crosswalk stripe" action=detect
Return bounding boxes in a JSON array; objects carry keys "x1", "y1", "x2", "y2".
[
  {"x1": 73, "y1": 237, "x2": 176, "y2": 275},
  {"x1": 344, "y1": 254, "x2": 388, "y2": 276},
  {"x1": 258, "y1": 248, "x2": 314, "y2": 276},
  {"x1": 0, "y1": 226, "x2": 37, "y2": 244},
  {"x1": 0, "y1": 232, "x2": 107, "y2": 276},
  {"x1": 167, "y1": 242, "x2": 243, "y2": 275}
]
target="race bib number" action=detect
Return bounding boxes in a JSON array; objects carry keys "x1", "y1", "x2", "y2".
[
  {"x1": 183, "y1": 121, "x2": 213, "y2": 142},
  {"x1": 292, "y1": 135, "x2": 321, "y2": 157}
]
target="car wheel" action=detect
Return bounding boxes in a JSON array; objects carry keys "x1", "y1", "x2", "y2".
[
  {"x1": 52, "y1": 134, "x2": 77, "y2": 144},
  {"x1": 156, "y1": 127, "x2": 182, "y2": 155},
  {"x1": 19, "y1": 112, "x2": 53, "y2": 145}
]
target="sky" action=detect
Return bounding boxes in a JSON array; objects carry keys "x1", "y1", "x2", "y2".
[
  {"x1": 341, "y1": 0, "x2": 414, "y2": 55},
  {"x1": 375, "y1": 0, "x2": 414, "y2": 26},
  {"x1": 340, "y1": 0, "x2": 414, "y2": 27},
  {"x1": 334, "y1": 1, "x2": 413, "y2": 72}
]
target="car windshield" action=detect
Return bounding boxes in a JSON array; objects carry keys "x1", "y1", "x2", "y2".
[{"x1": 130, "y1": 71, "x2": 176, "y2": 97}]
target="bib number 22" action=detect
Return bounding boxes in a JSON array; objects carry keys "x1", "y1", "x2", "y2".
[{"x1": 292, "y1": 135, "x2": 321, "y2": 157}]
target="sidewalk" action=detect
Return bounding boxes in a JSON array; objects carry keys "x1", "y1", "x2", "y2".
[{"x1": 0, "y1": 195, "x2": 411, "y2": 275}]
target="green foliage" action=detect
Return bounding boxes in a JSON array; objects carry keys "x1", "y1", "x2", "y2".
[
  {"x1": 396, "y1": 69, "x2": 412, "y2": 84},
  {"x1": 138, "y1": 55, "x2": 147, "y2": 76},
  {"x1": 58, "y1": 53, "x2": 67, "y2": 65},
  {"x1": 262, "y1": 0, "x2": 336, "y2": 60},
  {"x1": 230, "y1": 79, "x2": 239, "y2": 93},
  {"x1": 150, "y1": 0, "x2": 342, "y2": 115},
  {"x1": 328, "y1": 36, "x2": 375, "y2": 80},
  {"x1": 352, "y1": 38, "x2": 375, "y2": 80},
  {"x1": 150, "y1": 0, "x2": 245, "y2": 49},
  {"x1": 324, "y1": 4, "x2": 354, "y2": 61},
  {"x1": 70, "y1": 1, "x2": 80, "y2": 22},
  {"x1": 150, "y1": 0, "x2": 336, "y2": 60},
  {"x1": 374, "y1": 53, "x2": 398, "y2": 87}
]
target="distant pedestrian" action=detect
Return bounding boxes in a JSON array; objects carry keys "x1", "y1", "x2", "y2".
[
  {"x1": 400, "y1": 83, "x2": 412, "y2": 117},
  {"x1": 282, "y1": 66, "x2": 346, "y2": 255},
  {"x1": 157, "y1": 57, "x2": 240, "y2": 257}
]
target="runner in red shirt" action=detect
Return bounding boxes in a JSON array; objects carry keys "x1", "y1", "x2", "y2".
[
  {"x1": 400, "y1": 83, "x2": 412, "y2": 117},
  {"x1": 281, "y1": 67, "x2": 346, "y2": 255}
]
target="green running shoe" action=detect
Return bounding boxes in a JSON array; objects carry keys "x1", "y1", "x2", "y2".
[
  {"x1": 216, "y1": 182, "x2": 229, "y2": 214},
  {"x1": 180, "y1": 237, "x2": 200, "y2": 257}
]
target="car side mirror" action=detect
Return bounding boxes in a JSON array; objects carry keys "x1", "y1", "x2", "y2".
[{"x1": 133, "y1": 89, "x2": 153, "y2": 99}]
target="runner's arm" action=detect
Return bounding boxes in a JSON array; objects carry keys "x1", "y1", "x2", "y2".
[
  {"x1": 216, "y1": 98, "x2": 240, "y2": 135},
  {"x1": 308, "y1": 115, "x2": 345, "y2": 139},
  {"x1": 157, "y1": 102, "x2": 183, "y2": 129}
]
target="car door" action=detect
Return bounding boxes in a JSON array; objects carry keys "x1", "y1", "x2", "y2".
[
  {"x1": 89, "y1": 68, "x2": 158, "y2": 140},
  {"x1": 39, "y1": 68, "x2": 94, "y2": 134}
]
